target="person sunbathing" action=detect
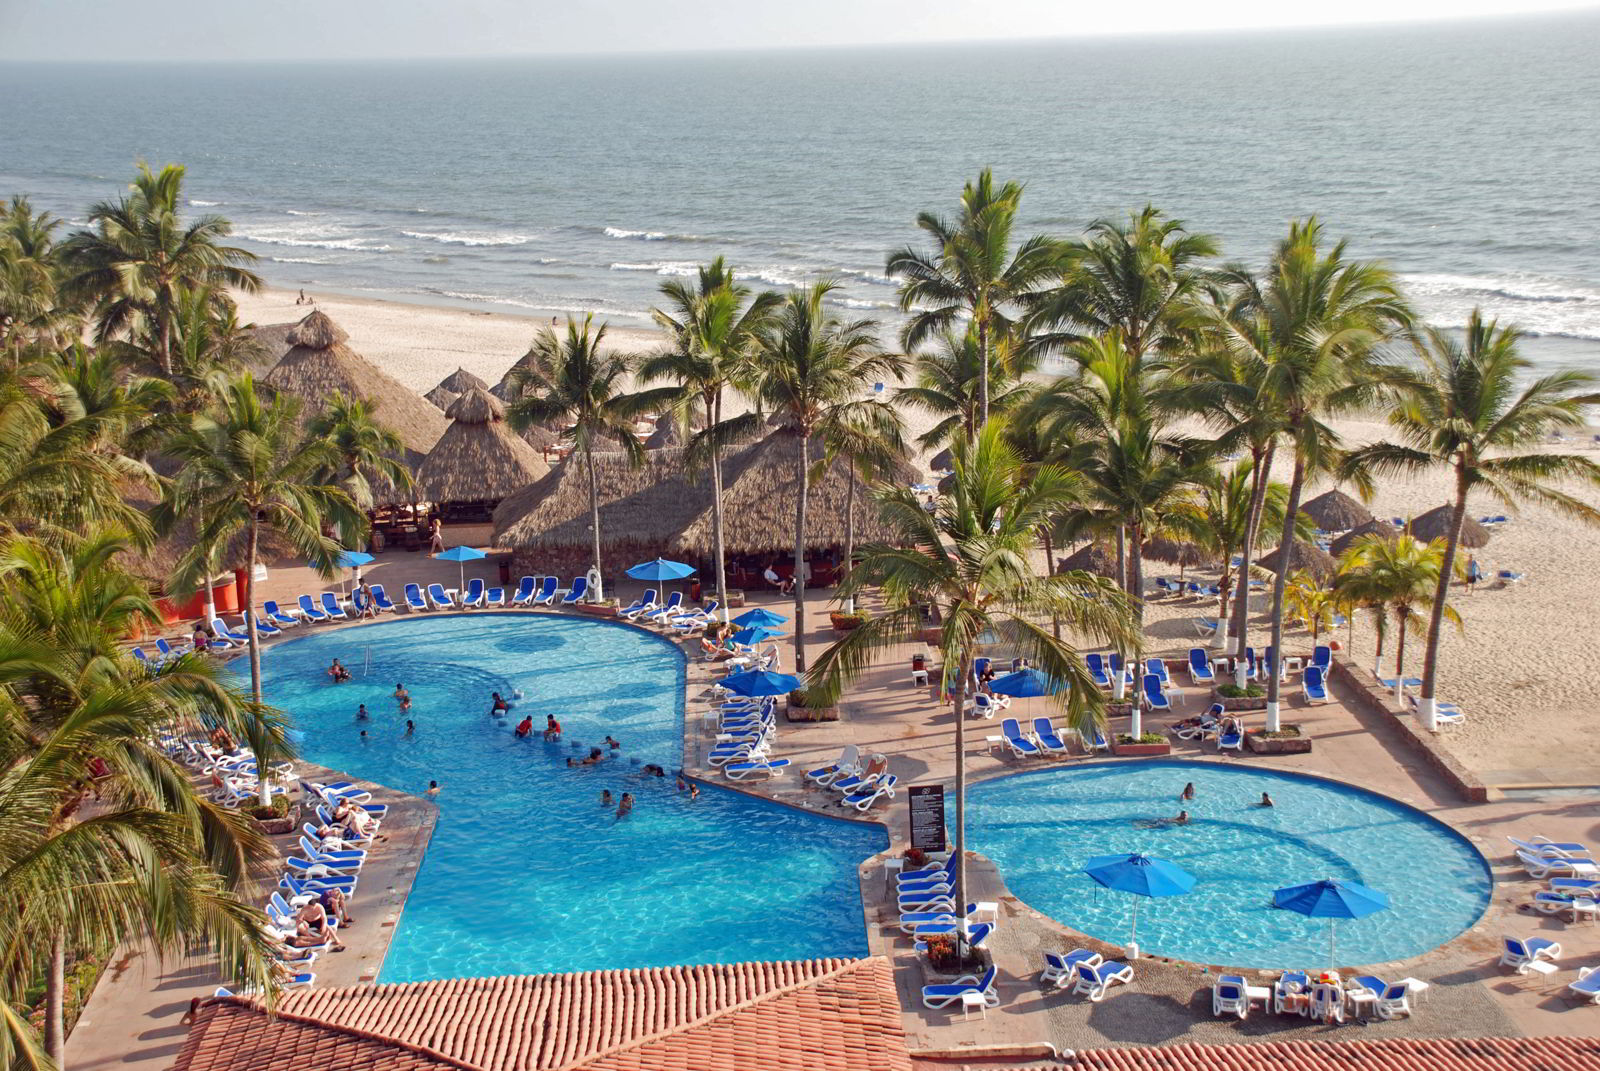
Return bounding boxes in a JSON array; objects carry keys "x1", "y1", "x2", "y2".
[
  {"x1": 296, "y1": 900, "x2": 344, "y2": 950},
  {"x1": 320, "y1": 887, "x2": 354, "y2": 927}
]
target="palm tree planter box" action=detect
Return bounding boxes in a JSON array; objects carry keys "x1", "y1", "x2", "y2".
[
  {"x1": 920, "y1": 940, "x2": 992, "y2": 981},
  {"x1": 1212, "y1": 688, "x2": 1268, "y2": 711},
  {"x1": 919, "y1": 627, "x2": 943, "y2": 646},
  {"x1": 785, "y1": 692, "x2": 839, "y2": 722},
  {"x1": 1105, "y1": 701, "x2": 1134, "y2": 717},
  {"x1": 578, "y1": 603, "x2": 617, "y2": 618},
  {"x1": 1112, "y1": 738, "x2": 1172, "y2": 757},
  {"x1": 247, "y1": 799, "x2": 296, "y2": 834},
  {"x1": 1246, "y1": 726, "x2": 1312, "y2": 754},
  {"x1": 829, "y1": 612, "x2": 867, "y2": 632},
  {"x1": 726, "y1": 590, "x2": 746, "y2": 608}
]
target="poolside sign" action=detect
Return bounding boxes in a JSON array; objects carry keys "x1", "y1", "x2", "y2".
[{"x1": 908, "y1": 784, "x2": 947, "y2": 853}]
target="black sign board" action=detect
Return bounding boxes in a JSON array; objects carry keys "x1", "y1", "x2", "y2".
[{"x1": 908, "y1": 783, "x2": 947, "y2": 853}]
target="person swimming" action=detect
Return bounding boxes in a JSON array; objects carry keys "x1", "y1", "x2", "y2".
[
  {"x1": 394, "y1": 683, "x2": 409, "y2": 701},
  {"x1": 356, "y1": 704, "x2": 369, "y2": 720},
  {"x1": 514, "y1": 715, "x2": 533, "y2": 738},
  {"x1": 404, "y1": 719, "x2": 415, "y2": 736},
  {"x1": 399, "y1": 694, "x2": 412, "y2": 712},
  {"x1": 604, "y1": 735, "x2": 621, "y2": 750},
  {"x1": 616, "y1": 792, "x2": 634, "y2": 817},
  {"x1": 1133, "y1": 811, "x2": 1191, "y2": 829},
  {"x1": 688, "y1": 782, "x2": 699, "y2": 800},
  {"x1": 642, "y1": 763, "x2": 665, "y2": 777},
  {"x1": 1180, "y1": 782, "x2": 1196, "y2": 801},
  {"x1": 601, "y1": 790, "x2": 614, "y2": 806},
  {"x1": 329, "y1": 659, "x2": 350, "y2": 683},
  {"x1": 425, "y1": 780, "x2": 440, "y2": 798},
  {"x1": 579, "y1": 747, "x2": 606, "y2": 766},
  {"x1": 1176, "y1": 810, "x2": 1190, "y2": 824},
  {"x1": 1259, "y1": 792, "x2": 1274, "y2": 807}
]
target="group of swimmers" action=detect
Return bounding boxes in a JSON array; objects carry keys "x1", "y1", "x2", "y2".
[{"x1": 1150, "y1": 782, "x2": 1275, "y2": 826}]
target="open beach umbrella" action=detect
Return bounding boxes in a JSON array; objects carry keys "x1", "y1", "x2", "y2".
[
  {"x1": 987, "y1": 667, "x2": 1063, "y2": 720},
  {"x1": 1083, "y1": 853, "x2": 1196, "y2": 955},
  {"x1": 729, "y1": 624, "x2": 784, "y2": 646},
  {"x1": 311, "y1": 549, "x2": 375, "y2": 595},
  {"x1": 625, "y1": 557, "x2": 696, "y2": 581},
  {"x1": 1272, "y1": 878, "x2": 1389, "y2": 966},
  {"x1": 434, "y1": 544, "x2": 487, "y2": 594},
  {"x1": 731, "y1": 608, "x2": 788, "y2": 628},
  {"x1": 719, "y1": 668, "x2": 803, "y2": 698}
]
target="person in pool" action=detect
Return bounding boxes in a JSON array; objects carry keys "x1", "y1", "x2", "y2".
[
  {"x1": 604, "y1": 735, "x2": 621, "y2": 750},
  {"x1": 490, "y1": 692, "x2": 510, "y2": 716},
  {"x1": 642, "y1": 763, "x2": 665, "y2": 777},
  {"x1": 578, "y1": 747, "x2": 606, "y2": 766},
  {"x1": 1179, "y1": 782, "x2": 1195, "y2": 802},
  {"x1": 616, "y1": 792, "x2": 634, "y2": 817},
  {"x1": 544, "y1": 714, "x2": 561, "y2": 741},
  {"x1": 601, "y1": 789, "x2": 614, "y2": 807},
  {"x1": 356, "y1": 703, "x2": 369, "y2": 721},
  {"x1": 329, "y1": 659, "x2": 350, "y2": 683},
  {"x1": 514, "y1": 715, "x2": 533, "y2": 738},
  {"x1": 399, "y1": 694, "x2": 412, "y2": 713},
  {"x1": 689, "y1": 782, "x2": 699, "y2": 800},
  {"x1": 1259, "y1": 792, "x2": 1274, "y2": 807},
  {"x1": 425, "y1": 780, "x2": 440, "y2": 798},
  {"x1": 394, "y1": 683, "x2": 409, "y2": 701},
  {"x1": 1175, "y1": 810, "x2": 1190, "y2": 825},
  {"x1": 404, "y1": 720, "x2": 415, "y2": 736}
]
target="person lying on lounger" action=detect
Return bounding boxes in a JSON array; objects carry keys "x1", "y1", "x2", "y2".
[{"x1": 296, "y1": 900, "x2": 344, "y2": 950}]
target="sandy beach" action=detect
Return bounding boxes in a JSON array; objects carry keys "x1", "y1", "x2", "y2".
[{"x1": 239, "y1": 285, "x2": 1600, "y2": 785}]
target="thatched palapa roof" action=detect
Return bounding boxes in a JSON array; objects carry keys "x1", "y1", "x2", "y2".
[
  {"x1": 1329, "y1": 519, "x2": 1400, "y2": 558},
  {"x1": 264, "y1": 310, "x2": 448, "y2": 457},
  {"x1": 1057, "y1": 542, "x2": 1119, "y2": 579},
  {"x1": 1259, "y1": 539, "x2": 1338, "y2": 581},
  {"x1": 1408, "y1": 505, "x2": 1491, "y2": 548},
  {"x1": 436, "y1": 367, "x2": 489, "y2": 395},
  {"x1": 423, "y1": 385, "x2": 459, "y2": 412},
  {"x1": 414, "y1": 388, "x2": 550, "y2": 504},
  {"x1": 1300, "y1": 489, "x2": 1374, "y2": 532},
  {"x1": 930, "y1": 448, "x2": 954, "y2": 472},
  {"x1": 1142, "y1": 538, "x2": 1218, "y2": 569}
]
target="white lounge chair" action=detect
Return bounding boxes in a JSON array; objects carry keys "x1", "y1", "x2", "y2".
[
  {"x1": 1519, "y1": 850, "x2": 1599, "y2": 879},
  {"x1": 1071, "y1": 960, "x2": 1132, "y2": 1002},
  {"x1": 509, "y1": 576, "x2": 538, "y2": 606},
  {"x1": 1041, "y1": 950, "x2": 1101, "y2": 987},
  {"x1": 1212, "y1": 974, "x2": 1259, "y2": 1019},
  {"x1": 723, "y1": 756, "x2": 790, "y2": 781},
  {"x1": 921, "y1": 964, "x2": 998, "y2": 1010},
  {"x1": 806, "y1": 745, "x2": 860, "y2": 786},
  {"x1": 1510, "y1": 836, "x2": 1590, "y2": 858},
  {"x1": 403, "y1": 583, "x2": 429, "y2": 611},
  {"x1": 621, "y1": 588, "x2": 658, "y2": 619},
  {"x1": 1188, "y1": 648, "x2": 1215, "y2": 685},
  {"x1": 560, "y1": 576, "x2": 588, "y2": 605},
  {"x1": 1570, "y1": 966, "x2": 1600, "y2": 1004},
  {"x1": 844, "y1": 774, "x2": 897, "y2": 810},
  {"x1": 1000, "y1": 718, "x2": 1040, "y2": 758},
  {"x1": 1500, "y1": 934, "x2": 1562, "y2": 973}
]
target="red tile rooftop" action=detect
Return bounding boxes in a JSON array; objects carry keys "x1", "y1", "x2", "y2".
[{"x1": 172, "y1": 956, "x2": 912, "y2": 1071}]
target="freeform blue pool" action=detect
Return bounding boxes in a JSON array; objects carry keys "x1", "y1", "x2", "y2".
[
  {"x1": 966, "y1": 759, "x2": 1491, "y2": 968},
  {"x1": 245, "y1": 613, "x2": 886, "y2": 981}
]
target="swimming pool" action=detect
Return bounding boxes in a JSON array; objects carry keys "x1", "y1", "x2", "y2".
[
  {"x1": 966, "y1": 760, "x2": 1491, "y2": 968},
  {"x1": 246, "y1": 613, "x2": 886, "y2": 981}
]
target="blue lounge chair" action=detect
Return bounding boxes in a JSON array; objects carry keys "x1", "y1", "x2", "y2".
[
  {"x1": 462, "y1": 578, "x2": 486, "y2": 608},
  {"x1": 319, "y1": 592, "x2": 347, "y2": 620},
  {"x1": 898, "y1": 903, "x2": 965, "y2": 932},
  {"x1": 1031, "y1": 717, "x2": 1068, "y2": 754},
  {"x1": 807, "y1": 745, "x2": 860, "y2": 786},
  {"x1": 1499, "y1": 935, "x2": 1561, "y2": 973},
  {"x1": 510, "y1": 576, "x2": 538, "y2": 606},
  {"x1": 132, "y1": 647, "x2": 158, "y2": 672},
  {"x1": 1188, "y1": 648, "x2": 1215, "y2": 685},
  {"x1": 1086, "y1": 653, "x2": 1112, "y2": 689},
  {"x1": 1000, "y1": 718, "x2": 1040, "y2": 757},
  {"x1": 913, "y1": 921, "x2": 993, "y2": 952},
  {"x1": 723, "y1": 756, "x2": 790, "y2": 781},
  {"x1": 1498, "y1": 569, "x2": 1525, "y2": 583},
  {"x1": 532, "y1": 577, "x2": 559, "y2": 605},
  {"x1": 1312, "y1": 644, "x2": 1332, "y2": 672},
  {"x1": 251, "y1": 612, "x2": 282, "y2": 638},
  {"x1": 1142, "y1": 673, "x2": 1171, "y2": 712},
  {"x1": 403, "y1": 583, "x2": 428, "y2": 611},
  {"x1": 1193, "y1": 617, "x2": 1219, "y2": 638},
  {"x1": 154, "y1": 637, "x2": 186, "y2": 660},
  {"x1": 1079, "y1": 727, "x2": 1108, "y2": 753},
  {"x1": 1303, "y1": 665, "x2": 1329, "y2": 703},
  {"x1": 1570, "y1": 967, "x2": 1600, "y2": 1004},
  {"x1": 921, "y1": 964, "x2": 997, "y2": 1010},
  {"x1": 1154, "y1": 577, "x2": 1178, "y2": 595},
  {"x1": 561, "y1": 576, "x2": 588, "y2": 605},
  {"x1": 1041, "y1": 949, "x2": 1102, "y2": 987},
  {"x1": 1241, "y1": 646, "x2": 1259, "y2": 680},
  {"x1": 1509, "y1": 836, "x2": 1590, "y2": 857},
  {"x1": 1145, "y1": 658, "x2": 1171, "y2": 688},
  {"x1": 426, "y1": 583, "x2": 456, "y2": 610},
  {"x1": 1216, "y1": 718, "x2": 1244, "y2": 751},
  {"x1": 621, "y1": 588, "x2": 658, "y2": 618},
  {"x1": 264, "y1": 601, "x2": 299, "y2": 627},
  {"x1": 1072, "y1": 959, "x2": 1133, "y2": 1002},
  {"x1": 211, "y1": 617, "x2": 249, "y2": 643},
  {"x1": 298, "y1": 835, "x2": 366, "y2": 865},
  {"x1": 297, "y1": 594, "x2": 329, "y2": 623},
  {"x1": 1213, "y1": 974, "x2": 1252, "y2": 1019},
  {"x1": 644, "y1": 591, "x2": 684, "y2": 622},
  {"x1": 485, "y1": 585, "x2": 505, "y2": 606},
  {"x1": 369, "y1": 584, "x2": 397, "y2": 613},
  {"x1": 1273, "y1": 970, "x2": 1311, "y2": 1013},
  {"x1": 845, "y1": 774, "x2": 897, "y2": 810}
]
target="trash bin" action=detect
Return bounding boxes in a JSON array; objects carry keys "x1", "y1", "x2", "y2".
[
  {"x1": 498, "y1": 560, "x2": 512, "y2": 584},
  {"x1": 690, "y1": 579, "x2": 703, "y2": 603}
]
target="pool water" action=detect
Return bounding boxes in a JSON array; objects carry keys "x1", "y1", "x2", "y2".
[
  {"x1": 966, "y1": 760, "x2": 1491, "y2": 968},
  {"x1": 246, "y1": 613, "x2": 885, "y2": 981}
]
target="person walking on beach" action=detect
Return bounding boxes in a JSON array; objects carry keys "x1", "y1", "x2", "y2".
[{"x1": 1465, "y1": 555, "x2": 1481, "y2": 593}]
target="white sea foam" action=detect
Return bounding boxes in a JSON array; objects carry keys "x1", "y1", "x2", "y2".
[
  {"x1": 831, "y1": 297, "x2": 896, "y2": 310},
  {"x1": 269, "y1": 255, "x2": 334, "y2": 265},
  {"x1": 187, "y1": 199, "x2": 221, "y2": 207},
  {"x1": 837, "y1": 268, "x2": 897, "y2": 287},
  {"x1": 402, "y1": 229, "x2": 535, "y2": 247},
  {"x1": 603, "y1": 226, "x2": 702, "y2": 242},
  {"x1": 238, "y1": 223, "x2": 389, "y2": 252},
  {"x1": 285, "y1": 209, "x2": 322, "y2": 217},
  {"x1": 1401, "y1": 272, "x2": 1600, "y2": 341},
  {"x1": 609, "y1": 261, "x2": 698, "y2": 276}
]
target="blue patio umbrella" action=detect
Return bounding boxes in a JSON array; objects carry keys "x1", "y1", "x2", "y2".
[
  {"x1": 1272, "y1": 878, "x2": 1389, "y2": 966},
  {"x1": 311, "y1": 549, "x2": 376, "y2": 595},
  {"x1": 731, "y1": 608, "x2": 788, "y2": 628},
  {"x1": 434, "y1": 544, "x2": 488, "y2": 594},
  {"x1": 1082, "y1": 853, "x2": 1196, "y2": 953},
  {"x1": 719, "y1": 668, "x2": 803, "y2": 698},
  {"x1": 625, "y1": 557, "x2": 696, "y2": 581},
  {"x1": 729, "y1": 624, "x2": 784, "y2": 646},
  {"x1": 986, "y1": 667, "x2": 1063, "y2": 721}
]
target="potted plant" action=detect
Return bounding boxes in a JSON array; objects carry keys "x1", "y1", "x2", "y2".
[
  {"x1": 921, "y1": 932, "x2": 989, "y2": 978},
  {"x1": 829, "y1": 609, "x2": 869, "y2": 632},
  {"x1": 1214, "y1": 682, "x2": 1268, "y2": 711},
  {"x1": 1112, "y1": 732, "x2": 1172, "y2": 757},
  {"x1": 247, "y1": 795, "x2": 296, "y2": 835},
  {"x1": 785, "y1": 688, "x2": 839, "y2": 722},
  {"x1": 1246, "y1": 723, "x2": 1314, "y2": 754}
]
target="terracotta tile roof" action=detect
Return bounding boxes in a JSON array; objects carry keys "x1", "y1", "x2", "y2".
[
  {"x1": 1064, "y1": 1037, "x2": 1600, "y2": 1071},
  {"x1": 171, "y1": 957, "x2": 911, "y2": 1071}
]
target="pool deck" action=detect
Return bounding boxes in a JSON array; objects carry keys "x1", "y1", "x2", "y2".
[{"x1": 96, "y1": 549, "x2": 1600, "y2": 1062}]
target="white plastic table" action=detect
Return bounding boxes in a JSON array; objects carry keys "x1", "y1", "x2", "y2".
[
  {"x1": 1397, "y1": 977, "x2": 1431, "y2": 1003},
  {"x1": 960, "y1": 990, "x2": 987, "y2": 1019}
]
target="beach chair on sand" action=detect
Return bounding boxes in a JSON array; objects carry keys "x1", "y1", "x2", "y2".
[
  {"x1": 922, "y1": 965, "x2": 998, "y2": 1010},
  {"x1": 297, "y1": 594, "x2": 329, "y2": 623},
  {"x1": 1302, "y1": 665, "x2": 1330, "y2": 704},
  {"x1": 403, "y1": 583, "x2": 429, "y2": 611},
  {"x1": 427, "y1": 583, "x2": 457, "y2": 610},
  {"x1": 561, "y1": 577, "x2": 588, "y2": 605},
  {"x1": 1072, "y1": 960, "x2": 1133, "y2": 1002},
  {"x1": 510, "y1": 576, "x2": 538, "y2": 606},
  {"x1": 461, "y1": 578, "x2": 486, "y2": 608},
  {"x1": 1500, "y1": 935, "x2": 1561, "y2": 973},
  {"x1": 531, "y1": 577, "x2": 559, "y2": 605},
  {"x1": 1188, "y1": 648, "x2": 1215, "y2": 685}
]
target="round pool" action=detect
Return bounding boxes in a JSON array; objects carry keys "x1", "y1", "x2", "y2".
[
  {"x1": 243, "y1": 613, "x2": 886, "y2": 981},
  {"x1": 966, "y1": 759, "x2": 1491, "y2": 967}
]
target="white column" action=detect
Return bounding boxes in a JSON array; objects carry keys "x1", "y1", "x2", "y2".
[
  {"x1": 1416, "y1": 696, "x2": 1438, "y2": 732},
  {"x1": 1264, "y1": 699, "x2": 1280, "y2": 733},
  {"x1": 1129, "y1": 700, "x2": 1143, "y2": 741}
]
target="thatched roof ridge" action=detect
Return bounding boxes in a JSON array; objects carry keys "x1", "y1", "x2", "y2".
[
  {"x1": 415, "y1": 402, "x2": 549, "y2": 504},
  {"x1": 1300, "y1": 490, "x2": 1374, "y2": 532},
  {"x1": 1143, "y1": 538, "x2": 1217, "y2": 568},
  {"x1": 1259, "y1": 539, "x2": 1338, "y2": 580},
  {"x1": 1408, "y1": 505, "x2": 1491, "y2": 548},
  {"x1": 444, "y1": 387, "x2": 505, "y2": 425},
  {"x1": 437, "y1": 367, "x2": 488, "y2": 395},
  {"x1": 645, "y1": 414, "x2": 684, "y2": 450},
  {"x1": 493, "y1": 450, "x2": 710, "y2": 552},
  {"x1": 930, "y1": 448, "x2": 954, "y2": 472},
  {"x1": 1057, "y1": 542, "x2": 1118, "y2": 578},
  {"x1": 423, "y1": 385, "x2": 458, "y2": 412},
  {"x1": 264, "y1": 310, "x2": 448, "y2": 456},
  {"x1": 1330, "y1": 519, "x2": 1400, "y2": 557}
]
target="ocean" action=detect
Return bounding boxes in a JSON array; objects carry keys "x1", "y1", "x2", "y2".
[{"x1": 2, "y1": 12, "x2": 1597, "y2": 367}]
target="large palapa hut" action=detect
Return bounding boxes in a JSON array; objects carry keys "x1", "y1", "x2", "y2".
[
  {"x1": 414, "y1": 388, "x2": 550, "y2": 520},
  {"x1": 1408, "y1": 504, "x2": 1491, "y2": 548},
  {"x1": 1300, "y1": 489, "x2": 1374, "y2": 532},
  {"x1": 264, "y1": 310, "x2": 448, "y2": 460}
]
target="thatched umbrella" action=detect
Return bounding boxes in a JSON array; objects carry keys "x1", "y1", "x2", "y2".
[
  {"x1": 937, "y1": 473, "x2": 956, "y2": 496},
  {"x1": 424, "y1": 385, "x2": 459, "y2": 412},
  {"x1": 930, "y1": 447, "x2": 954, "y2": 472},
  {"x1": 265, "y1": 310, "x2": 448, "y2": 458},
  {"x1": 1259, "y1": 540, "x2": 1338, "y2": 581},
  {"x1": 1057, "y1": 542, "x2": 1119, "y2": 579},
  {"x1": 1142, "y1": 537, "x2": 1218, "y2": 573},
  {"x1": 1329, "y1": 519, "x2": 1400, "y2": 558},
  {"x1": 645, "y1": 414, "x2": 685, "y2": 450},
  {"x1": 414, "y1": 388, "x2": 550, "y2": 506},
  {"x1": 1408, "y1": 505, "x2": 1491, "y2": 548},
  {"x1": 437, "y1": 367, "x2": 489, "y2": 395},
  {"x1": 1300, "y1": 490, "x2": 1374, "y2": 532}
]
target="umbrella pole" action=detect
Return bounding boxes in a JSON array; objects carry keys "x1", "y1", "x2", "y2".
[
  {"x1": 459, "y1": 561, "x2": 466, "y2": 602},
  {"x1": 1130, "y1": 897, "x2": 1140, "y2": 957},
  {"x1": 1329, "y1": 921, "x2": 1336, "y2": 968}
]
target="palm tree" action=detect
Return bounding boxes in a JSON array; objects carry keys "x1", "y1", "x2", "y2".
[
  {"x1": 1342, "y1": 311, "x2": 1600, "y2": 727},
  {"x1": 307, "y1": 391, "x2": 414, "y2": 512},
  {"x1": 1023, "y1": 205, "x2": 1218, "y2": 366},
  {"x1": 0, "y1": 530, "x2": 286, "y2": 1066},
  {"x1": 505, "y1": 315, "x2": 646, "y2": 601},
  {"x1": 140, "y1": 284, "x2": 264, "y2": 413},
  {"x1": 1282, "y1": 569, "x2": 1337, "y2": 648},
  {"x1": 0, "y1": 195, "x2": 73, "y2": 364},
  {"x1": 163, "y1": 375, "x2": 356, "y2": 792},
  {"x1": 755, "y1": 283, "x2": 903, "y2": 672},
  {"x1": 641, "y1": 260, "x2": 780, "y2": 618},
  {"x1": 1333, "y1": 534, "x2": 1460, "y2": 690},
  {"x1": 816, "y1": 397, "x2": 906, "y2": 612},
  {"x1": 887, "y1": 170, "x2": 1060, "y2": 426},
  {"x1": 61, "y1": 163, "x2": 260, "y2": 376},
  {"x1": 809, "y1": 421, "x2": 1136, "y2": 944},
  {"x1": 1217, "y1": 219, "x2": 1411, "y2": 729},
  {"x1": 893, "y1": 326, "x2": 1032, "y2": 451}
]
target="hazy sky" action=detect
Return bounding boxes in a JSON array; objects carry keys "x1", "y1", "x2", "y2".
[{"x1": 1, "y1": 0, "x2": 1595, "y2": 61}]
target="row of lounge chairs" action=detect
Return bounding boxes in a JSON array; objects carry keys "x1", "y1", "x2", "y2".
[
  {"x1": 890, "y1": 861, "x2": 1003, "y2": 1009},
  {"x1": 805, "y1": 745, "x2": 899, "y2": 809},
  {"x1": 1218, "y1": 970, "x2": 1416, "y2": 1022},
  {"x1": 1502, "y1": 833, "x2": 1600, "y2": 1003},
  {"x1": 624, "y1": 589, "x2": 722, "y2": 633}
]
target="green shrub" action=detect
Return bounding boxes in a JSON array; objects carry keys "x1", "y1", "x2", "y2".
[
  {"x1": 1216, "y1": 683, "x2": 1265, "y2": 699},
  {"x1": 1116, "y1": 732, "x2": 1166, "y2": 744},
  {"x1": 246, "y1": 795, "x2": 290, "y2": 821}
]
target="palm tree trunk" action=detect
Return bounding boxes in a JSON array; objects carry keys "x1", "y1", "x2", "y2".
[
  {"x1": 1129, "y1": 524, "x2": 1146, "y2": 739},
  {"x1": 1417, "y1": 469, "x2": 1468, "y2": 731},
  {"x1": 45, "y1": 930, "x2": 65, "y2": 1067},
  {"x1": 158, "y1": 313, "x2": 174, "y2": 377},
  {"x1": 586, "y1": 446, "x2": 603, "y2": 602},
  {"x1": 1265, "y1": 453, "x2": 1306, "y2": 732},
  {"x1": 976, "y1": 315, "x2": 990, "y2": 429},
  {"x1": 949, "y1": 645, "x2": 972, "y2": 955},
  {"x1": 1041, "y1": 527, "x2": 1060, "y2": 641},
  {"x1": 793, "y1": 431, "x2": 810, "y2": 673},
  {"x1": 1115, "y1": 527, "x2": 1127, "y2": 593},
  {"x1": 1232, "y1": 445, "x2": 1272, "y2": 675},
  {"x1": 1396, "y1": 611, "x2": 1407, "y2": 677},
  {"x1": 709, "y1": 394, "x2": 729, "y2": 622},
  {"x1": 842, "y1": 457, "x2": 857, "y2": 615},
  {"x1": 1216, "y1": 570, "x2": 1232, "y2": 651},
  {"x1": 245, "y1": 519, "x2": 272, "y2": 807}
]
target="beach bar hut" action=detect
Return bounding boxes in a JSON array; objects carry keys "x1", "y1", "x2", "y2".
[
  {"x1": 436, "y1": 367, "x2": 489, "y2": 395},
  {"x1": 1057, "y1": 542, "x2": 1119, "y2": 579},
  {"x1": 1329, "y1": 519, "x2": 1401, "y2": 558},
  {"x1": 414, "y1": 388, "x2": 550, "y2": 521}
]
